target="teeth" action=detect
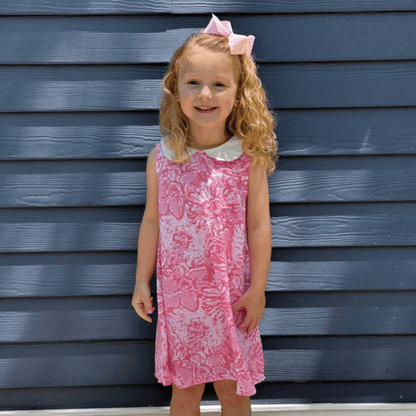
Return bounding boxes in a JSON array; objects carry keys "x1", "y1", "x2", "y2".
[{"x1": 197, "y1": 106, "x2": 215, "y2": 109}]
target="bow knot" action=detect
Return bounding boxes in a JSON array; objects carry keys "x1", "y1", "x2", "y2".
[{"x1": 202, "y1": 14, "x2": 255, "y2": 56}]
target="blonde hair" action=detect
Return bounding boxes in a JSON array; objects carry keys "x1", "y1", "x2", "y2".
[{"x1": 159, "y1": 31, "x2": 278, "y2": 175}]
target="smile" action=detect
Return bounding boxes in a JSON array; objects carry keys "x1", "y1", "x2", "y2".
[{"x1": 195, "y1": 106, "x2": 217, "y2": 113}]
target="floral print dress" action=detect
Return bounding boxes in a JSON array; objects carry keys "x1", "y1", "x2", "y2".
[{"x1": 154, "y1": 136, "x2": 265, "y2": 396}]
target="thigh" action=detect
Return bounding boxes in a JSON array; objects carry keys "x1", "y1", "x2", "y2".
[
  {"x1": 172, "y1": 382, "x2": 206, "y2": 400},
  {"x1": 213, "y1": 379, "x2": 237, "y2": 395},
  {"x1": 213, "y1": 380, "x2": 249, "y2": 406}
]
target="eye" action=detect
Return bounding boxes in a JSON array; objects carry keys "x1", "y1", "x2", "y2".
[
  {"x1": 187, "y1": 80, "x2": 199, "y2": 85},
  {"x1": 214, "y1": 82, "x2": 226, "y2": 87}
]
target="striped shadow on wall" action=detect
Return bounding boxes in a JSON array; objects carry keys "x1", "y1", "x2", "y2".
[{"x1": 0, "y1": 1, "x2": 416, "y2": 410}]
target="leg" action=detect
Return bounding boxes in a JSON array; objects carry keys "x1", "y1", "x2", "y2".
[
  {"x1": 213, "y1": 380, "x2": 251, "y2": 416},
  {"x1": 170, "y1": 382, "x2": 206, "y2": 416}
]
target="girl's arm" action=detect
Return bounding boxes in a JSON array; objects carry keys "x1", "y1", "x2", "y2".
[
  {"x1": 132, "y1": 147, "x2": 159, "y2": 322},
  {"x1": 247, "y1": 159, "x2": 272, "y2": 292},
  {"x1": 233, "y1": 159, "x2": 271, "y2": 334}
]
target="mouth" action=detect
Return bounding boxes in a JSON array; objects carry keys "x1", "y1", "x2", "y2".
[{"x1": 195, "y1": 106, "x2": 217, "y2": 114}]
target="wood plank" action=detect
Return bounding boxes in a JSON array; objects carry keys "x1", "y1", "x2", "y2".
[
  {"x1": 277, "y1": 108, "x2": 416, "y2": 156},
  {"x1": 0, "y1": 0, "x2": 171, "y2": 15},
  {"x1": 0, "y1": 385, "x2": 173, "y2": 410},
  {"x1": 3, "y1": 62, "x2": 416, "y2": 112},
  {"x1": 0, "y1": 66, "x2": 165, "y2": 113},
  {"x1": 249, "y1": 12, "x2": 416, "y2": 62},
  {"x1": 0, "y1": 247, "x2": 415, "y2": 297},
  {"x1": 1, "y1": 382, "x2": 415, "y2": 409},
  {"x1": 0, "y1": 265, "x2": 147, "y2": 296},
  {"x1": 2, "y1": 293, "x2": 416, "y2": 342},
  {"x1": 0, "y1": 203, "x2": 415, "y2": 252},
  {"x1": 271, "y1": 164, "x2": 416, "y2": 203},
  {"x1": 0, "y1": 252, "x2": 150, "y2": 298},
  {"x1": 271, "y1": 202, "x2": 416, "y2": 248},
  {"x1": 0, "y1": 17, "x2": 194, "y2": 64},
  {"x1": 0, "y1": 221, "x2": 140, "y2": 253},
  {"x1": 172, "y1": 1, "x2": 416, "y2": 13},
  {"x1": 0, "y1": 207, "x2": 142, "y2": 253},
  {"x1": 2, "y1": 14, "x2": 416, "y2": 64},
  {"x1": 261, "y1": 306, "x2": 416, "y2": 337},
  {"x1": 0, "y1": 112, "x2": 159, "y2": 161},
  {"x1": 2, "y1": 256, "x2": 416, "y2": 298},
  {"x1": 262, "y1": 336, "x2": 416, "y2": 382},
  {"x1": 255, "y1": 381, "x2": 416, "y2": 404},
  {"x1": 0, "y1": 341, "x2": 157, "y2": 389},
  {"x1": 1, "y1": 337, "x2": 416, "y2": 388},
  {"x1": 262, "y1": 62, "x2": 416, "y2": 109},
  {"x1": 2, "y1": 109, "x2": 415, "y2": 160},
  {"x1": 0, "y1": 0, "x2": 415, "y2": 15},
  {"x1": 0, "y1": 297, "x2": 154, "y2": 342},
  {"x1": 1, "y1": 156, "x2": 415, "y2": 208},
  {"x1": 0, "y1": 171, "x2": 146, "y2": 207},
  {"x1": 271, "y1": 155, "x2": 416, "y2": 203},
  {"x1": 268, "y1": 258, "x2": 416, "y2": 292}
]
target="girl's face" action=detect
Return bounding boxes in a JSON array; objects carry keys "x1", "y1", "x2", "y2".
[{"x1": 176, "y1": 45, "x2": 238, "y2": 137}]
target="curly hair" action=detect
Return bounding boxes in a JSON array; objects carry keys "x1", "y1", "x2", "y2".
[{"x1": 159, "y1": 31, "x2": 278, "y2": 175}]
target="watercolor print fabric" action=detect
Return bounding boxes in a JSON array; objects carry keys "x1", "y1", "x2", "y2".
[{"x1": 154, "y1": 140, "x2": 265, "y2": 396}]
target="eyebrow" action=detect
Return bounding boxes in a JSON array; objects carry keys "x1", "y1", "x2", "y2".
[{"x1": 181, "y1": 72, "x2": 232, "y2": 80}]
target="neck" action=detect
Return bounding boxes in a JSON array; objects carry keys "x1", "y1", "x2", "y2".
[{"x1": 187, "y1": 127, "x2": 232, "y2": 150}]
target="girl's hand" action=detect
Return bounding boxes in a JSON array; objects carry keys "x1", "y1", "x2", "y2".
[
  {"x1": 132, "y1": 281, "x2": 155, "y2": 323},
  {"x1": 232, "y1": 287, "x2": 266, "y2": 334}
]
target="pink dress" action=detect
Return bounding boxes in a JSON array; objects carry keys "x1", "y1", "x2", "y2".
[{"x1": 154, "y1": 136, "x2": 265, "y2": 396}]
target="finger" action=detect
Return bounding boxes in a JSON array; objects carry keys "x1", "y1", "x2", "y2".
[
  {"x1": 232, "y1": 300, "x2": 242, "y2": 310},
  {"x1": 255, "y1": 315, "x2": 262, "y2": 330},
  {"x1": 147, "y1": 297, "x2": 155, "y2": 314},
  {"x1": 141, "y1": 307, "x2": 153, "y2": 323},
  {"x1": 245, "y1": 314, "x2": 260, "y2": 333},
  {"x1": 248, "y1": 317, "x2": 261, "y2": 334},
  {"x1": 233, "y1": 293, "x2": 249, "y2": 310},
  {"x1": 134, "y1": 305, "x2": 147, "y2": 321},
  {"x1": 133, "y1": 303, "x2": 152, "y2": 323},
  {"x1": 142, "y1": 296, "x2": 153, "y2": 314},
  {"x1": 240, "y1": 315, "x2": 253, "y2": 330}
]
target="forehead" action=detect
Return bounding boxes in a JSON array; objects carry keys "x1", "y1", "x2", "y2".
[{"x1": 179, "y1": 45, "x2": 239, "y2": 80}]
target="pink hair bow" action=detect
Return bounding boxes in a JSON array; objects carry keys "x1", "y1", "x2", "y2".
[{"x1": 202, "y1": 14, "x2": 255, "y2": 56}]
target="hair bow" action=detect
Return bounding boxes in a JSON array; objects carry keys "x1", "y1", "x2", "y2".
[{"x1": 202, "y1": 14, "x2": 255, "y2": 56}]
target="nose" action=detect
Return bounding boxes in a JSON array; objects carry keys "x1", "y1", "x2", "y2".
[{"x1": 199, "y1": 85, "x2": 212, "y2": 99}]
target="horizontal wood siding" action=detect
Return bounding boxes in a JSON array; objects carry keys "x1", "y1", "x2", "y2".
[
  {"x1": 1, "y1": 1, "x2": 416, "y2": 14},
  {"x1": 0, "y1": 1, "x2": 172, "y2": 15},
  {"x1": 1, "y1": 1, "x2": 416, "y2": 410},
  {"x1": 2, "y1": 14, "x2": 416, "y2": 64},
  {"x1": 171, "y1": 1, "x2": 416, "y2": 13},
  {"x1": 2, "y1": 62, "x2": 416, "y2": 112},
  {"x1": 1, "y1": 109, "x2": 415, "y2": 161}
]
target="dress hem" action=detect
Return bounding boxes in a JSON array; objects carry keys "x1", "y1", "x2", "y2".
[{"x1": 155, "y1": 373, "x2": 265, "y2": 396}]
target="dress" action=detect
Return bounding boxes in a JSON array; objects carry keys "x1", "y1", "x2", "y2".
[{"x1": 154, "y1": 135, "x2": 265, "y2": 396}]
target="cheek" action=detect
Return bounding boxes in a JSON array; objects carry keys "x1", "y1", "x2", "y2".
[
  {"x1": 226, "y1": 92, "x2": 238, "y2": 108},
  {"x1": 178, "y1": 89, "x2": 194, "y2": 102}
]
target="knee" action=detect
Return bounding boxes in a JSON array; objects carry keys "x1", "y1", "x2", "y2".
[
  {"x1": 213, "y1": 380, "x2": 248, "y2": 407},
  {"x1": 172, "y1": 382, "x2": 205, "y2": 403}
]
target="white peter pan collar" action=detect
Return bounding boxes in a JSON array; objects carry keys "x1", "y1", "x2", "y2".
[{"x1": 160, "y1": 136, "x2": 244, "y2": 161}]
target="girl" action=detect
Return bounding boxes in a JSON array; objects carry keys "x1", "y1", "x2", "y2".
[{"x1": 132, "y1": 14, "x2": 277, "y2": 416}]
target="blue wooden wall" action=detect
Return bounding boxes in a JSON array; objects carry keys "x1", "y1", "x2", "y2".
[{"x1": 1, "y1": 0, "x2": 416, "y2": 410}]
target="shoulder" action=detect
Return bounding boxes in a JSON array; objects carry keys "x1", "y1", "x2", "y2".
[
  {"x1": 247, "y1": 159, "x2": 270, "y2": 227},
  {"x1": 147, "y1": 146, "x2": 156, "y2": 164},
  {"x1": 148, "y1": 146, "x2": 156, "y2": 158},
  {"x1": 249, "y1": 157, "x2": 267, "y2": 177},
  {"x1": 248, "y1": 158, "x2": 269, "y2": 200},
  {"x1": 146, "y1": 147, "x2": 157, "y2": 178}
]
